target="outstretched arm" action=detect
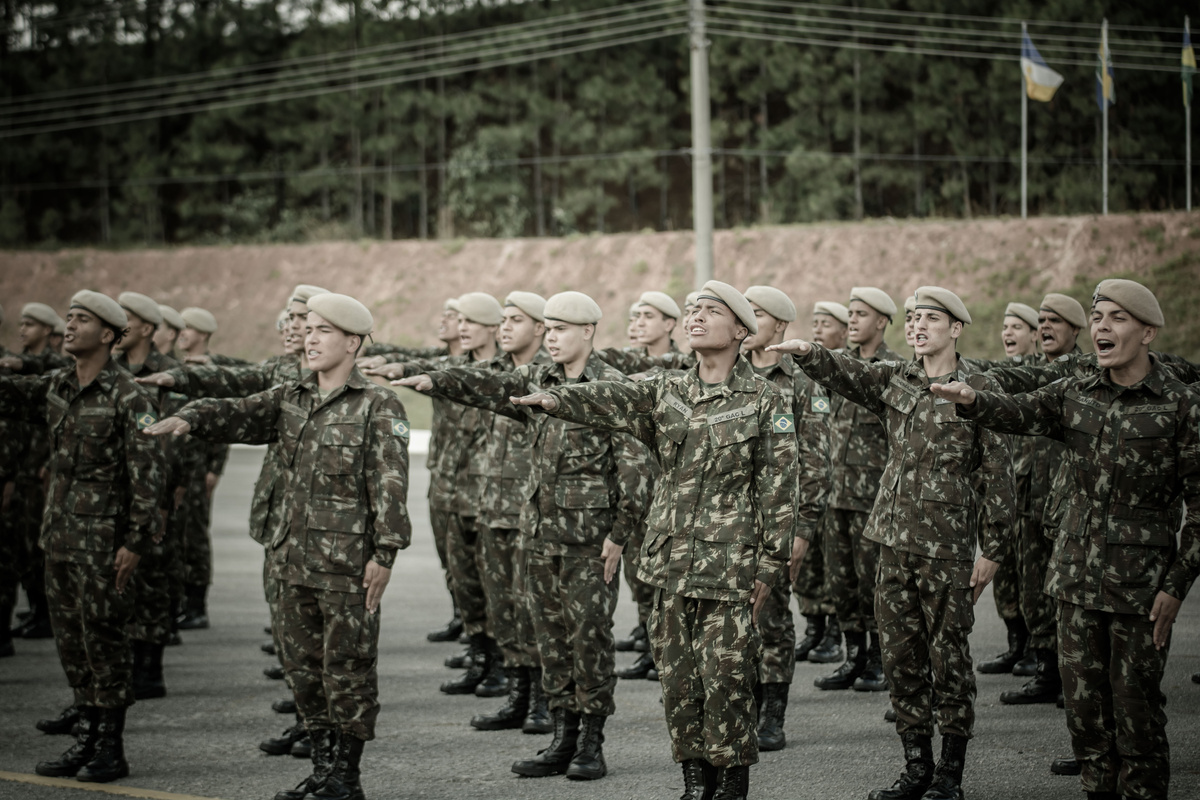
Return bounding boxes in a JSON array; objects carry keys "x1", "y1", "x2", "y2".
[
  {"x1": 930, "y1": 379, "x2": 1067, "y2": 440},
  {"x1": 533, "y1": 378, "x2": 659, "y2": 448},
  {"x1": 768, "y1": 341, "x2": 890, "y2": 416},
  {"x1": 396, "y1": 365, "x2": 529, "y2": 422}
]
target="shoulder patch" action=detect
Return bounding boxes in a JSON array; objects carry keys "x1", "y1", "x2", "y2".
[
  {"x1": 391, "y1": 419, "x2": 410, "y2": 438},
  {"x1": 771, "y1": 413, "x2": 795, "y2": 433},
  {"x1": 137, "y1": 411, "x2": 158, "y2": 430},
  {"x1": 809, "y1": 396, "x2": 831, "y2": 414}
]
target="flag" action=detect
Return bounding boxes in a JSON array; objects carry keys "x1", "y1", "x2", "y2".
[
  {"x1": 1021, "y1": 30, "x2": 1064, "y2": 102},
  {"x1": 1096, "y1": 31, "x2": 1116, "y2": 109},
  {"x1": 1184, "y1": 21, "x2": 1196, "y2": 108}
]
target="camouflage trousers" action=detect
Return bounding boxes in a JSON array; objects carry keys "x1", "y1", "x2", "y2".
[
  {"x1": 478, "y1": 525, "x2": 520, "y2": 664},
  {"x1": 1017, "y1": 517, "x2": 1055, "y2": 651},
  {"x1": 650, "y1": 590, "x2": 762, "y2": 767},
  {"x1": 276, "y1": 582, "x2": 381, "y2": 741},
  {"x1": 792, "y1": 514, "x2": 833, "y2": 617},
  {"x1": 181, "y1": 470, "x2": 213, "y2": 588},
  {"x1": 757, "y1": 576, "x2": 795, "y2": 685},
  {"x1": 0, "y1": 487, "x2": 19, "y2": 631},
  {"x1": 128, "y1": 539, "x2": 173, "y2": 645},
  {"x1": 876, "y1": 545, "x2": 976, "y2": 739},
  {"x1": 1059, "y1": 601, "x2": 1169, "y2": 800},
  {"x1": 622, "y1": 523, "x2": 655, "y2": 627},
  {"x1": 447, "y1": 513, "x2": 487, "y2": 638},
  {"x1": 45, "y1": 556, "x2": 135, "y2": 708},
  {"x1": 527, "y1": 551, "x2": 617, "y2": 716},
  {"x1": 509, "y1": 544, "x2": 539, "y2": 669},
  {"x1": 13, "y1": 477, "x2": 47, "y2": 606},
  {"x1": 428, "y1": 506, "x2": 453, "y2": 588},
  {"x1": 824, "y1": 508, "x2": 879, "y2": 634},
  {"x1": 990, "y1": 545, "x2": 1021, "y2": 621}
]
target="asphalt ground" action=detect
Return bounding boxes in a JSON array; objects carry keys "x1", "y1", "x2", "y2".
[{"x1": 2, "y1": 445, "x2": 1198, "y2": 800}]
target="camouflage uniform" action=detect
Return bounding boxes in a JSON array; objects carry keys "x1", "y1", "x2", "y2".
[
  {"x1": 424, "y1": 353, "x2": 652, "y2": 717},
  {"x1": 959, "y1": 358, "x2": 1200, "y2": 800},
  {"x1": 542, "y1": 357, "x2": 804, "y2": 767},
  {"x1": 175, "y1": 368, "x2": 411, "y2": 740},
  {"x1": 0, "y1": 360, "x2": 165, "y2": 708},
  {"x1": 795, "y1": 344, "x2": 1013, "y2": 740}
]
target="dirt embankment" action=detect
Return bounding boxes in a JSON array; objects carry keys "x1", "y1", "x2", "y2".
[{"x1": 3, "y1": 211, "x2": 1199, "y2": 362}]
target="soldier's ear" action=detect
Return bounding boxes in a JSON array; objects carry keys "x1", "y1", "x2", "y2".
[{"x1": 1141, "y1": 325, "x2": 1158, "y2": 347}]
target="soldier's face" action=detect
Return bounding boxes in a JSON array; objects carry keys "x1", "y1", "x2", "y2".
[
  {"x1": 543, "y1": 321, "x2": 592, "y2": 363},
  {"x1": 63, "y1": 309, "x2": 113, "y2": 356},
  {"x1": 1090, "y1": 301, "x2": 1156, "y2": 370},
  {"x1": 1038, "y1": 311, "x2": 1078, "y2": 358},
  {"x1": 687, "y1": 300, "x2": 747, "y2": 353},
  {"x1": 912, "y1": 309, "x2": 961, "y2": 356},
  {"x1": 177, "y1": 327, "x2": 206, "y2": 352},
  {"x1": 811, "y1": 314, "x2": 847, "y2": 350},
  {"x1": 118, "y1": 313, "x2": 154, "y2": 349},
  {"x1": 634, "y1": 306, "x2": 675, "y2": 346},
  {"x1": 437, "y1": 308, "x2": 458, "y2": 343},
  {"x1": 304, "y1": 312, "x2": 360, "y2": 372},
  {"x1": 18, "y1": 317, "x2": 52, "y2": 351},
  {"x1": 904, "y1": 312, "x2": 915, "y2": 348},
  {"x1": 500, "y1": 308, "x2": 542, "y2": 354},
  {"x1": 153, "y1": 324, "x2": 178, "y2": 355},
  {"x1": 1001, "y1": 318, "x2": 1038, "y2": 357},
  {"x1": 848, "y1": 302, "x2": 888, "y2": 345},
  {"x1": 285, "y1": 301, "x2": 309, "y2": 349},
  {"x1": 742, "y1": 305, "x2": 785, "y2": 351},
  {"x1": 626, "y1": 312, "x2": 639, "y2": 344},
  {"x1": 458, "y1": 316, "x2": 497, "y2": 352}
]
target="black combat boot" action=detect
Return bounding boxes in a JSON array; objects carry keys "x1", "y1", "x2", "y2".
[
  {"x1": 261, "y1": 714, "x2": 308, "y2": 755},
  {"x1": 867, "y1": 732, "x2": 935, "y2": 800},
  {"x1": 1012, "y1": 650, "x2": 1037, "y2": 677},
  {"x1": 274, "y1": 698, "x2": 298, "y2": 714},
  {"x1": 292, "y1": 733, "x2": 312, "y2": 759},
  {"x1": 275, "y1": 728, "x2": 334, "y2": 800},
  {"x1": 132, "y1": 640, "x2": 167, "y2": 700},
  {"x1": 794, "y1": 615, "x2": 825, "y2": 662},
  {"x1": 440, "y1": 633, "x2": 488, "y2": 695},
  {"x1": 265, "y1": 664, "x2": 287, "y2": 680},
  {"x1": 426, "y1": 601, "x2": 464, "y2": 643},
  {"x1": 854, "y1": 632, "x2": 889, "y2": 692},
  {"x1": 511, "y1": 707, "x2": 580, "y2": 777},
  {"x1": 474, "y1": 639, "x2": 509, "y2": 698},
  {"x1": 263, "y1": 640, "x2": 277, "y2": 655},
  {"x1": 679, "y1": 759, "x2": 710, "y2": 800},
  {"x1": 176, "y1": 585, "x2": 209, "y2": 630},
  {"x1": 1192, "y1": 671, "x2": 1200, "y2": 685},
  {"x1": 35, "y1": 706, "x2": 97, "y2": 777},
  {"x1": 76, "y1": 706, "x2": 129, "y2": 783},
  {"x1": 616, "y1": 651, "x2": 656, "y2": 680},
  {"x1": 807, "y1": 615, "x2": 843, "y2": 664},
  {"x1": 1000, "y1": 648, "x2": 1062, "y2": 705},
  {"x1": 471, "y1": 667, "x2": 530, "y2": 730},
  {"x1": 304, "y1": 732, "x2": 365, "y2": 800},
  {"x1": 565, "y1": 713, "x2": 607, "y2": 780},
  {"x1": 815, "y1": 630, "x2": 867, "y2": 690},
  {"x1": 444, "y1": 645, "x2": 473, "y2": 669},
  {"x1": 920, "y1": 733, "x2": 967, "y2": 800},
  {"x1": 756, "y1": 683, "x2": 788, "y2": 751},
  {"x1": 615, "y1": 623, "x2": 648, "y2": 652},
  {"x1": 1050, "y1": 757, "x2": 1080, "y2": 775},
  {"x1": 522, "y1": 668, "x2": 553, "y2": 734},
  {"x1": 37, "y1": 705, "x2": 81, "y2": 735},
  {"x1": 977, "y1": 617, "x2": 1027, "y2": 674},
  {"x1": 711, "y1": 765, "x2": 749, "y2": 800}
]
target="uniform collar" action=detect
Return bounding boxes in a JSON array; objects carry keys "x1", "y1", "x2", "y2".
[
  {"x1": 1086, "y1": 354, "x2": 1167, "y2": 397},
  {"x1": 684, "y1": 355, "x2": 758, "y2": 402}
]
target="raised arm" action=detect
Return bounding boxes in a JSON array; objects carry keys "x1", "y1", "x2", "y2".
[
  {"x1": 422, "y1": 365, "x2": 532, "y2": 422},
  {"x1": 777, "y1": 342, "x2": 890, "y2": 416},
  {"x1": 540, "y1": 378, "x2": 660, "y2": 448},
  {"x1": 169, "y1": 385, "x2": 288, "y2": 444},
  {"x1": 933, "y1": 379, "x2": 1068, "y2": 440}
]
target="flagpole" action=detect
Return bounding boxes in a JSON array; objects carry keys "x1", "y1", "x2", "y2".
[
  {"x1": 1102, "y1": 18, "x2": 1109, "y2": 216},
  {"x1": 1022, "y1": 22, "x2": 1028, "y2": 219},
  {"x1": 1188, "y1": 16, "x2": 1193, "y2": 211}
]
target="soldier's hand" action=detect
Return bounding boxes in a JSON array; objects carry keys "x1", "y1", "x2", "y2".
[
  {"x1": 929, "y1": 381, "x2": 976, "y2": 405},
  {"x1": 750, "y1": 580, "x2": 770, "y2": 627},
  {"x1": 766, "y1": 339, "x2": 814, "y2": 356},
  {"x1": 367, "y1": 362, "x2": 408, "y2": 380},
  {"x1": 143, "y1": 416, "x2": 192, "y2": 437},
  {"x1": 787, "y1": 536, "x2": 810, "y2": 583},
  {"x1": 363, "y1": 560, "x2": 392, "y2": 613},
  {"x1": 135, "y1": 371, "x2": 176, "y2": 388},
  {"x1": 357, "y1": 355, "x2": 387, "y2": 370},
  {"x1": 114, "y1": 547, "x2": 141, "y2": 593},
  {"x1": 392, "y1": 374, "x2": 433, "y2": 393},
  {"x1": 601, "y1": 538, "x2": 624, "y2": 584},
  {"x1": 0, "y1": 355, "x2": 22, "y2": 371},
  {"x1": 184, "y1": 354, "x2": 211, "y2": 365},
  {"x1": 969, "y1": 556, "x2": 1000, "y2": 604},
  {"x1": 1150, "y1": 591, "x2": 1182, "y2": 649},
  {"x1": 510, "y1": 392, "x2": 558, "y2": 412},
  {"x1": 205, "y1": 472, "x2": 220, "y2": 499}
]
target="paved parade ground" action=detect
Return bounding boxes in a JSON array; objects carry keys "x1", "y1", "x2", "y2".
[{"x1": 2, "y1": 445, "x2": 1198, "y2": 800}]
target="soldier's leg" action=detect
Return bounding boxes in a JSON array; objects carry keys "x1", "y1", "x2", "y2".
[
  {"x1": 850, "y1": 511, "x2": 879, "y2": 632},
  {"x1": 178, "y1": 471, "x2": 212, "y2": 628},
  {"x1": 15, "y1": 480, "x2": 50, "y2": 637},
  {"x1": 511, "y1": 545, "x2": 538, "y2": 669},
  {"x1": 71, "y1": 561, "x2": 135, "y2": 709},
  {"x1": 695, "y1": 598, "x2": 762, "y2": 768},
  {"x1": 477, "y1": 525, "x2": 519, "y2": 665},
  {"x1": 527, "y1": 553, "x2": 573, "y2": 711},
  {"x1": 758, "y1": 580, "x2": 796, "y2": 686},
  {"x1": 797, "y1": 516, "x2": 840, "y2": 664},
  {"x1": 1059, "y1": 601, "x2": 1119, "y2": 795},
  {"x1": 277, "y1": 583, "x2": 334, "y2": 733},
  {"x1": 425, "y1": 504, "x2": 461, "y2": 642},
  {"x1": 562, "y1": 555, "x2": 618, "y2": 717},
  {"x1": 916, "y1": 556, "x2": 977, "y2": 740},
  {"x1": 1019, "y1": 522, "x2": 1056, "y2": 653},
  {"x1": 446, "y1": 514, "x2": 487, "y2": 638},
  {"x1": 0, "y1": 503, "x2": 19, "y2": 652},
  {"x1": 127, "y1": 543, "x2": 172, "y2": 700},
  {"x1": 1109, "y1": 611, "x2": 1170, "y2": 799},
  {"x1": 991, "y1": 554, "x2": 1020, "y2": 622},
  {"x1": 45, "y1": 559, "x2": 92, "y2": 705},
  {"x1": 825, "y1": 508, "x2": 862, "y2": 633},
  {"x1": 428, "y1": 506, "x2": 453, "y2": 590},
  {"x1": 876, "y1": 546, "x2": 934, "y2": 737},
  {"x1": 318, "y1": 591, "x2": 382, "y2": 742},
  {"x1": 649, "y1": 591, "x2": 707, "y2": 764}
]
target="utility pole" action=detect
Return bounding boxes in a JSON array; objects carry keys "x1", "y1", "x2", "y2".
[
  {"x1": 1021, "y1": 21, "x2": 1028, "y2": 220},
  {"x1": 689, "y1": 0, "x2": 713, "y2": 287}
]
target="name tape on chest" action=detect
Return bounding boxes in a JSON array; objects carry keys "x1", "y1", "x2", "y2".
[
  {"x1": 708, "y1": 405, "x2": 755, "y2": 426},
  {"x1": 663, "y1": 392, "x2": 692, "y2": 418},
  {"x1": 137, "y1": 411, "x2": 158, "y2": 430},
  {"x1": 391, "y1": 419, "x2": 410, "y2": 438},
  {"x1": 810, "y1": 396, "x2": 831, "y2": 414},
  {"x1": 772, "y1": 413, "x2": 795, "y2": 433}
]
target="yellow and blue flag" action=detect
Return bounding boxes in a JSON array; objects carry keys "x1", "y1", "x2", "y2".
[
  {"x1": 1021, "y1": 30, "x2": 1064, "y2": 102},
  {"x1": 1096, "y1": 31, "x2": 1116, "y2": 109},
  {"x1": 1184, "y1": 21, "x2": 1195, "y2": 108}
]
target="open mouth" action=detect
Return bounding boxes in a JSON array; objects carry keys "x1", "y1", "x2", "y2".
[
  {"x1": 1003, "y1": 339, "x2": 1016, "y2": 349},
  {"x1": 689, "y1": 326, "x2": 706, "y2": 336},
  {"x1": 1096, "y1": 339, "x2": 1116, "y2": 355},
  {"x1": 915, "y1": 334, "x2": 928, "y2": 345}
]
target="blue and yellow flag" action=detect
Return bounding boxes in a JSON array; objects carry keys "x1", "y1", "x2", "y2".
[
  {"x1": 1184, "y1": 21, "x2": 1195, "y2": 109},
  {"x1": 1021, "y1": 29, "x2": 1064, "y2": 103},
  {"x1": 1096, "y1": 29, "x2": 1116, "y2": 110}
]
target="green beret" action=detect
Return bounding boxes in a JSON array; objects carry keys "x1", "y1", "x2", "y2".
[
  {"x1": 181, "y1": 307, "x2": 218, "y2": 334},
  {"x1": 291, "y1": 284, "x2": 330, "y2": 305},
  {"x1": 457, "y1": 292, "x2": 503, "y2": 326},
  {"x1": 544, "y1": 291, "x2": 602, "y2": 325},
  {"x1": 70, "y1": 290, "x2": 128, "y2": 330},
  {"x1": 158, "y1": 304, "x2": 186, "y2": 331},
  {"x1": 1004, "y1": 302, "x2": 1039, "y2": 330},
  {"x1": 913, "y1": 286, "x2": 971, "y2": 325},
  {"x1": 1092, "y1": 279, "x2": 1164, "y2": 327},
  {"x1": 697, "y1": 280, "x2": 757, "y2": 335},
  {"x1": 904, "y1": 295, "x2": 916, "y2": 313},
  {"x1": 505, "y1": 291, "x2": 547, "y2": 322},
  {"x1": 118, "y1": 292, "x2": 163, "y2": 327},
  {"x1": 1040, "y1": 292, "x2": 1086, "y2": 329},
  {"x1": 744, "y1": 286, "x2": 796, "y2": 323},
  {"x1": 21, "y1": 302, "x2": 60, "y2": 329},
  {"x1": 638, "y1": 291, "x2": 681, "y2": 320},
  {"x1": 306, "y1": 293, "x2": 374, "y2": 336},
  {"x1": 849, "y1": 287, "x2": 897, "y2": 319},
  {"x1": 813, "y1": 301, "x2": 849, "y2": 325}
]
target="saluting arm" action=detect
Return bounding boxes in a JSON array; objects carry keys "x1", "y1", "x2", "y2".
[
  {"x1": 540, "y1": 378, "x2": 660, "y2": 448},
  {"x1": 950, "y1": 380, "x2": 1068, "y2": 440},
  {"x1": 174, "y1": 363, "x2": 274, "y2": 399},
  {"x1": 425, "y1": 365, "x2": 530, "y2": 422},
  {"x1": 791, "y1": 344, "x2": 890, "y2": 416},
  {"x1": 170, "y1": 385, "x2": 287, "y2": 444}
]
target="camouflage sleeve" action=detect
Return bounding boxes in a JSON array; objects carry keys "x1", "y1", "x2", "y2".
[
  {"x1": 1157, "y1": 352, "x2": 1200, "y2": 384},
  {"x1": 1162, "y1": 396, "x2": 1200, "y2": 601},
  {"x1": 208, "y1": 353, "x2": 252, "y2": 367},
  {"x1": 957, "y1": 381, "x2": 1067, "y2": 440},
  {"x1": 364, "y1": 392, "x2": 413, "y2": 569},
  {"x1": 792, "y1": 381, "x2": 829, "y2": 542},
  {"x1": 794, "y1": 344, "x2": 890, "y2": 416},
  {"x1": 594, "y1": 347, "x2": 654, "y2": 374},
  {"x1": 985, "y1": 358, "x2": 1073, "y2": 394},
  {"x1": 122, "y1": 386, "x2": 167, "y2": 556},
  {"x1": 608, "y1": 432, "x2": 653, "y2": 548},
  {"x1": 754, "y1": 388, "x2": 799, "y2": 587},
  {"x1": 174, "y1": 363, "x2": 272, "y2": 399},
  {"x1": 206, "y1": 443, "x2": 229, "y2": 476},
  {"x1": 176, "y1": 385, "x2": 286, "y2": 445},
  {"x1": 0, "y1": 373, "x2": 51, "y2": 422},
  {"x1": 427, "y1": 365, "x2": 529, "y2": 422},
  {"x1": 10, "y1": 351, "x2": 71, "y2": 375},
  {"x1": 543, "y1": 378, "x2": 659, "y2": 448},
  {"x1": 971, "y1": 377, "x2": 1016, "y2": 563},
  {"x1": 365, "y1": 343, "x2": 446, "y2": 360}
]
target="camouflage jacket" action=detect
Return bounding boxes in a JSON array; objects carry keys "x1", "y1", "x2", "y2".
[
  {"x1": 595, "y1": 346, "x2": 696, "y2": 375},
  {"x1": 207, "y1": 352, "x2": 251, "y2": 367},
  {"x1": 543, "y1": 357, "x2": 799, "y2": 602},
  {"x1": 0, "y1": 359, "x2": 165, "y2": 562},
  {"x1": 797, "y1": 345, "x2": 1014, "y2": 563},
  {"x1": 11, "y1": 348, "x2": 73, "y2": 375},
  {"x1": 960, "y1": 358, "x2": 1200, "y2": 614},
  {"x1": 168, "y1": 354, "x2": 310, "y2": 399},
  {"x1": 113, "y1": 346, "x2": 200, "y2": 494},
  {"x1": 363, "y1": 342, "x2": 450, "y2": 361},
  {"x1": 8, "y1": 348, "x2": 73, "y2": 481},
  {"x1": 425, "y1": 352, "x2": 653, "y2": 556},
  {"x1": 176, "y1": 368, "x2": 412, "y2": 593},
  {"x1": 827, "y1": 342, "x2": 902, "y2": 512}
]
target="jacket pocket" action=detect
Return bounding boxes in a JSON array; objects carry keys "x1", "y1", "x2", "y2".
[
  {"x1": 689, "y1": 526, "x2": 754, "y2": 591},
  {"x1": 305, "y1": 502, "x2": 367, "y2": 576},
  {"x1": 918, "y1": 476, "x2": 971, "y2": 542},
  {"x1": 554, "y1": 477, "x2": 612, "y2": 510}
]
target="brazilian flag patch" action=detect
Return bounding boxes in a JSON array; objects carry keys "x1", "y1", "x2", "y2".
[
  {"x1": 137, "y1": 412, "x2": 158, "y2": 430},
  {"x1": 391, "y1": 419, "x2": 410, "y2": 438},
  {"x1": 771, "y1": 413, "x2": 795, "y2": 434},
  {"x1": 810, "y1": 396, "x2": 831, "y2": 414}
]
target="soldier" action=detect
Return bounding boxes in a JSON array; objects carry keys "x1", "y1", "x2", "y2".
[
  {"x1": 358, "y1": 297, "x2": 465, "y2": 367},
  {"x1": 625, "y1": 302, "x2": 641, "y2": 346},
  {"x1": 771, "y1": 286, "x2": 1013, "y2": 800},
  {"x1": 739, "y1": 285, "x2": 830, "y2": 752},
  {"x1": 811, "y1": 301, "x2": 849, "y2": 351},
  {"x1": 932, "y1": 278, "x2": 1200, "y2": 800},
  {"x1": 903, "y1": 295, "x2": 916, "y2": 351},
  {"x1": 0, "y1": 290, "x2": 164, "y2": 783},
  {"x1": 395, "y1": 291, "x2": 651, "y2": 782},
  {"x1": 152, "y1": 304, "x2": 187, "y2": 361},
  {"x1": 509, "y1": 281, "x2": 802, "y2": 800},
  {"x1": 146, "y1": 293, "x2": 410, "y2": 800},
  {"x1": 811, "y1": 288, "x2": 902, "y2": 695},
  {"x1": 49, "y1": 317, "x2": 66, "y2": 353},
  {"x1": 633, "y1": 291, "x2": 682, "y2": 356},
  {"x1": 597, "y1": 291, "x2": 695, "y2": 376}
]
